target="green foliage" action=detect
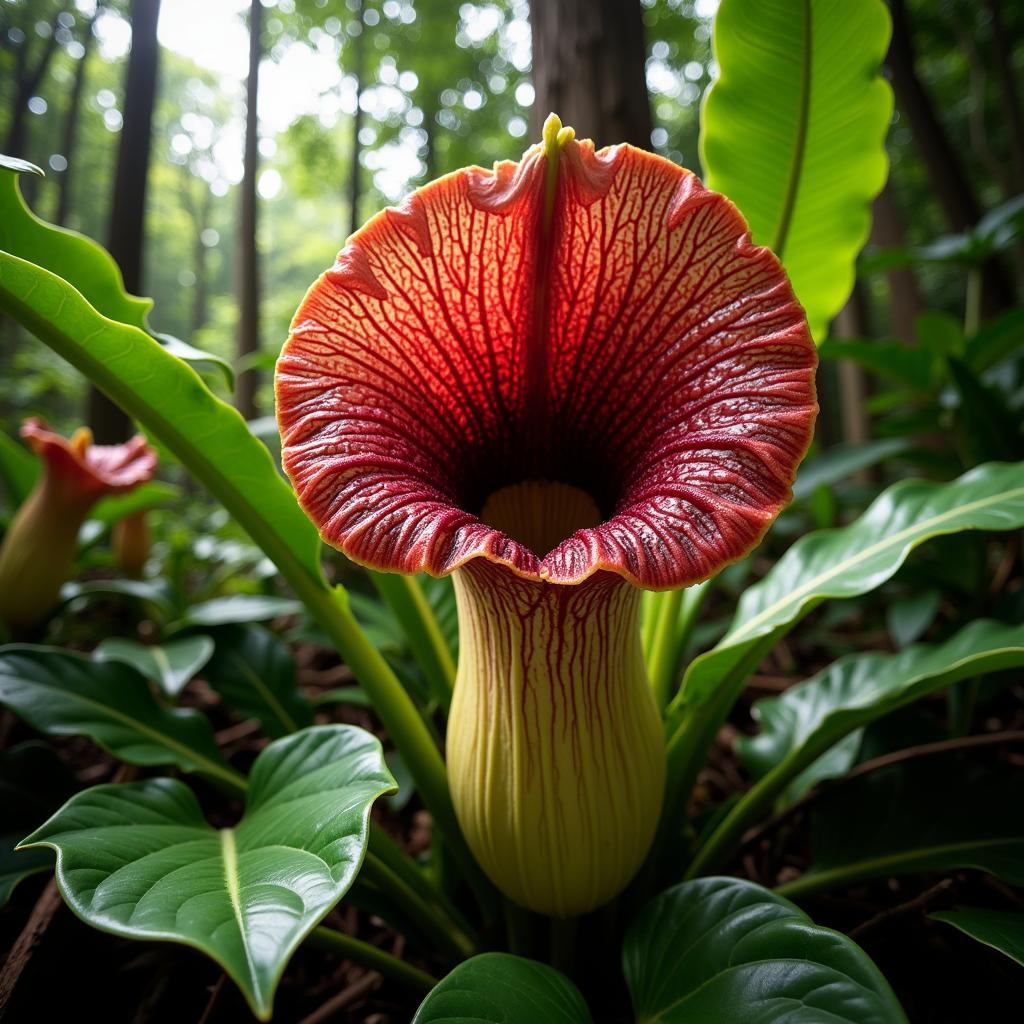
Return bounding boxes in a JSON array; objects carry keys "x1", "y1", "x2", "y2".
[
  {"x1": 930, "y1": 909, "x2": 1024, "y2": 969},
  {"x1": 779, "y1": 759, "x2": 1024, "y2": 899},
  {"x1": 0, "y1": 645, "x2": 242, "y2": 789},
  {"x1": 624, "y1": 878, "x2": 907, "y2": 1023},
  {"x1": 700, "y1": 0, "x2": 892, "y2": 341},
  {"x1": 93, "y1": 635, "x2": 215, "y2": 698},
  {"x1": 21, "y1": 726, "x2": 396, "y2": 1020},
  {"x1": 202, "y1": 623, "x2": 314, "y2": 737}
]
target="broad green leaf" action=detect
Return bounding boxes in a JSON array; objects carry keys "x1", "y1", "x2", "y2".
[
  {"x1": 668, "y1": 462, "x2": 1024, "y2": 719},
  {"x1": 21, "y1": 725, "x2": 395, "y2": 1020},
  {"x1": 791, "y1": 438, "x2": 911, "y2": 501},
  {"x1": 930, "y1": 909, "x2": 1024, "y2": 969},
  {"x1": 885, "y1": 589, "x2": 940, "y2": 650},
  {"x1": 624, "y1": 877, "x2": 906, "y2": 1023},
  {"x1": 177, "y1": 594, "x2": 303, "y2": 629},
  {"x1": 412, "y1": 953, "x2": 591, "y2": 1024},
  {"x1": 700, "y1": 0, "x2": 892, "y2": 341},
  {"x1": 777, "y1": 759, "x2": 1024, "y2": 899},
  {"x1": 0, "y1": 645, "x2": 242, "y2": 791},
  {"x1": 93, "y1": 635, "x2": 215, "y2": 698},
  {"x1": 203, "y1": 624, "x2": 313, "y2": 737},
  {"x1": 0, "y1": 170, "x2": 232, "y2": 386},
  {"x1": 0, "y1": 225, "x2": 324, "y2": 595},
  {"x1": 740, "y1": 620, "x2": 1024, "y2": 796},
  {"x1": 0, "y1": 742, "x2": 76, "y2": 906},
  {"x1": 688, "y1": 621, "x2": 1024, "y2": 878}
]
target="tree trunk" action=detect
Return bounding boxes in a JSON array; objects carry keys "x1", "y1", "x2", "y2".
[
  {"x1": 5, "y1": 2, "x2": 69, "y2": 158},
  {"x1": 88, "y1": 0, "x2": 161, "y2": 442},
  {"x1": 192, "y1": 186, "x2": 211, "y2": 335},
  {"x1": 986, "y1": 0, "x2": 1024, "y2": 183},
  {"x1": 529, "y1": 0, "x2": 651, "y2": 148},
  {"x1": 871, "y1": 184, "x2": 922, "y2": 344},
  {"x1": 347, "y1": 0, "x2": 365, "y2": 239},
  {"x1": 235, "y1": 0, "x2": 262, "y2": 421},
  {"x1": 55, "y1": 7, "x2": 100, "y2": 226}
]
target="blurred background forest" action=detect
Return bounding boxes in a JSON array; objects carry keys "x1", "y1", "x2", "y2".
[{"x1": 1, "y1": 0, "x2": 1022, "y2": 449}]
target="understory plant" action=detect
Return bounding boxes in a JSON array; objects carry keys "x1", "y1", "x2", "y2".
[{"x1": 1, "y1": 1, "x2": 1023, "y2": 1021}]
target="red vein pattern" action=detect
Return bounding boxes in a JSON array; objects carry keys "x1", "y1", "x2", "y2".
[{"x1": 276, "y1": 136, "x2": 817, "y2": 588}]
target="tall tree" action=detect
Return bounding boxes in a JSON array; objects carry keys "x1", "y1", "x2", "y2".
[
  {"x1": 3, "y1": 0, "x2": 70, "y2": 158},
  {"x1": 235, "y1": 0, "x2": 262, "y2": 420},
  {"x1": 347, "y1": 0, "x2": 365, "y2": 239},
  {"x1": 530, "y1": 0, "x2": 651, "y2": 148},
  {"x1": 88, "y1": 0, "x2": 161, "y2": 442},
  {"x1": 55, "y1": 5, "x2": 101, "y2": 226}
]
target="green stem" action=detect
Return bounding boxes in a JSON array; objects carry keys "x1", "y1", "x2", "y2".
[
  {"x1": 647, "y1": 588, "x2": 684, "y2": 708},
  {"x1": 549, "y1": 916, "x2": 577, "y2": 978},
  {"x1": 361, "y1": 850, "x2": 476, "y2": 959},
  {"x1": 370, "y1": 570, "x2": 455, "y2": 711},
  {"x1": 309, "y1": 925, "x2": 437, "y2": 992},
  {"x1": 302, "y1": 585, "x2": 498, "y2": 921},
  {"x1": 964, "y1": 266, "x2": 982, "y2": 337}
]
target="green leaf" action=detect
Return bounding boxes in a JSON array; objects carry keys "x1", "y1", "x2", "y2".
[
  {"x1": 412, "y1": 953, "x2": 591, "y2": 1024},
  {"x1": 0, "y1": 645, "x2": 242, "y2": 791},
  {"x1": 777, "y1": 759, "x2": 1024, "y2": 899},
  {"x1": 93, "y1": 635, "x2": 215, "y2": 698},
  {"x1": 700, "y1": 0, "x2": 892, "y2": 341},
  {"x1": 791, "y1": 438, "x2": 911, "y2": 502},
  {"x1": 20, "y1": 725, "x2": 396, "y2": 1020},
  {"x1": 0, "y1": 205, "x2": 324, "y2": 595},
  {"x1": 669, "y1": 462, "x2": 1024, "y2": 717},
  {"x1": 154, "y1": 331, "x2": 234, "y2": 391},
  {"x1": 0, "y1": 742, "x2": 76, "y2": 906},
  {"x1": 885, "y1": 589, "x2": 940, "y2": 650},
  {"x1": 930, "y1": 909, "x2": 1024, "y2": 969},
  {"x1": 624, "y1": 877, "x2": 906, "y2": 1023},
  {"x1": 819, "y1": 337, "x2": 936, "y2": 391},
  {"x1": 202, "y1": 624, "x2": 313, "y2": 737},
  {"x1": 689, "y1": 621, "x2": 1024, "y2": 878},
  {"x1": 740, "y1": 620, "x2": 1024, "y2": 795},
  {"x1": 90, "y1": 480, "x2": 182, "y2": 526},
  {"x1": 59, "y1": 578, "x2": 177, "y2": 617},
  {"x1": 177, "y1": 594, "x2": 303, "y2": 629}
]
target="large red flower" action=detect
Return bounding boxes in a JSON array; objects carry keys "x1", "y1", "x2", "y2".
[{"x1": 277, "y1": 120, "x2": 816, "y2": 589}]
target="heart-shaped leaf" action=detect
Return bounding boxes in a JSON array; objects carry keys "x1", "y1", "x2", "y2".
[
  {"x1": 94, "y1": 635, "x2": 215, "y2": 698},
  {"x1": 412, "y1": 953, "x2": 591, "y2": 1024},
  {"x1": 691, "y1": 620, "x2": 1024, "y2": 876},
  {"x1": 625, "y1": 877, "x2": 907, "y2": 1023},
  {"x1": 0, "y1": 742, "x2": 76, "y2": 905},
  {"x1": 202, "y1": 624, "x2": 313, "y2": 736},
  {"x1": 20, "y1": 725, "x2": 395, "y2": 1020},
  {"x1": 930, "y1": 908, "x2": 1024, "y2": 968},
  {"x1": 701, "y1": 0, "x2": 892, "y2": 342},
  {"x1": 778, "y1": 759, "x2": 1024, "y2": 899},
  {"x1": 0, "y1": 645, "x2": 241, "y2": 791}
]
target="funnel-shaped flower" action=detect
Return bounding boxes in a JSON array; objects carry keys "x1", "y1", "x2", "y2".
[
  {"x1": 277, "y1": 117, "x2": 817, "y2": 916},
  {"x1": 0, "y1": 419, "x2": 157, "y2": 631}
]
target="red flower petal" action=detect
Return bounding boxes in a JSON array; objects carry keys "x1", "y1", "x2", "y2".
[
  {"x1": 22, "y1": 418, "x2": 157, "y2": 503},
  {"x1": 277, "y1": 131, "x2": 816, "y2": 588}
]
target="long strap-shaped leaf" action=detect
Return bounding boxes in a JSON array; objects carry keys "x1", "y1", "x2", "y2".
[
  {"x1": 0, "y1": 169, "x2": 489, "y2": 905},
  {"x1": 700, "y1": 0, "x2": 892, "y2": 341},
  {"x1": 660, "y1": 461, "x2": 1024, "y2": 863},
  {"x1": 687, "y1": 620, "x2": 1024, "y2": 877}
]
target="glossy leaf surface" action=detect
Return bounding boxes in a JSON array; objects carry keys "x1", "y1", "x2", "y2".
[
  {"x1": 94, "y1": 635, "x2": 215, "y2": 698},
  {"x1": 930, "y1": 909, "x2": 1024, "y2": 968},
  {"x1": 177, "y1": 594, "x2": 303, "y2": 629},
  {"x1": 701, "y1": 0, "x2": 892, "y2": 341},
  {"x1": 780, "y1": 759, "x2": 1024, "y2": 898},
  {"x1": 0, "y1": 646, "x2": 240, "y2": 790},
  {"x1": 21, "y1": 726, "x2": 395, "y2": 1020},
  {"x1": 203, "y1": 624, "x2": 313, "y2": 736},
  {"x1": 669, "y1": 461, "x2": 1024, "y2": 717},
  {"x1": 625, "y1": 877, "x2": 906, "y2": 1023},
  {"x1": 412, "y1": 953, "x2": 591, "y2": 1024},
  {"x1": 739, "y1": 620, "x2": 1024, "y2": 799}
]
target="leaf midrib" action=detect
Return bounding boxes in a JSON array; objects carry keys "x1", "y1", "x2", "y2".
[
  {"x1": 730, "y1": 483, "x2": 1024, "y2": 645},
  {"x1": 220, "y1": 827, "x2": 260, "y2": 1004}
]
